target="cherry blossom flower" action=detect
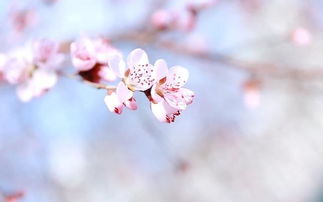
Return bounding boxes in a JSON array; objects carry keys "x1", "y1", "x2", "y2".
[
  {"x1": 108, "y1": 48, "x2": 157, "y2": 91},
  {"x1": 105, "y1": 48, "x2": 161, "y2": 114},
  {"x1": 2, "y1": 39, "x2": 64, "y2": 102},
  {"x1": 32, "y1": 39, "x2": 65, "y2": 70},
  {"x1": 70, "y1": 37, "x2": 119, "y2": 83},
  {"x1": 150, "y1": 59, "x2": 194, "y2": 123}
]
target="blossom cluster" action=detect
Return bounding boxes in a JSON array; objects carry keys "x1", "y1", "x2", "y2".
[
  {"x1": 70, "y1": 37, "x2": 195, "y2": 123},
  {"x1": 0, "y1": 39, "x2": 64, "y2": 102},
  {"x1": 0, "y1": 37, "x2": 194, "y2": 123}
]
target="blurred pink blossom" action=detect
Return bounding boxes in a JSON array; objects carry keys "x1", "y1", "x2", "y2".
[
  {"x1": 151, "y1": 9, "x2": 176, "y2": 31},
  {"x1": 151, "y1": 8, "x2": 196, "y2": 32},
  {"x1": 291, "y1": 27, "x2": 312, "y2": 46},
  {"x1": 174, "y1": 9, "x2": 196, "y2": 32},
  {"x1": 10, "y1": 8, "x2": 37, "y2": 34},
  {"x1": 32, "y1": 39, "x2": 65, "y2": 70},
  {"x1": 2, "y1": 39, "x2": 64, "y2": 102},
  {"x1": 70, "y1": 37, "x2": 119, "y2": 82}
]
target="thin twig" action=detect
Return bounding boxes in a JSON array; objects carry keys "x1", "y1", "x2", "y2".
[{"x1": 59, "y1": 72, "x2": 116, "y2": 90}]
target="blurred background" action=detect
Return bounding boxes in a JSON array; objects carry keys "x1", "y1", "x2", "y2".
[{"x1": 1, "y1": 0, "x2": 323, "y2": 201}]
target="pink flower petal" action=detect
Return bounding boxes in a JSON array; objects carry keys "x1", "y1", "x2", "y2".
[
  {"x1": 163, "y1": 88, "x2": 194, "y2": 110},
  {"x1": 124, "y1": 97, "x2": 138, "y2": 110},
  {"x1": 151, "y1": 101, "x2": 180, "y2": 123},
  {"x1": 99, "y1": 65, "x2": 117, "y2": 82},
  {"x1": 116, "y1": 82, "x2": 133, "y2": 103},
  {"x1": 151, "y1": 9, "x2": 175, "y2": 30},
  {"x1": 108, "y1": 53, "x2": 126, "y2": 78},
  {"x1": 16, "y1": 82, "x2": 34, "y2": 102},
  {"x1": 32, "y1": 39, "x2": 65, "y2": 70},
  {"x1": 70, "y1": 38, "x2": 96, "y2": 71},
  {"x1": 174, "y1": 9, "x2": 196, "y2": 32},
  {"x1": 33, "y1": 39, "x2": 57, "y2": 62},
  {"x1": 104, "y1": 92, "x2": 123, "y2": 114},
  {"x1": 15, "y1": 69, "x2": 57, "y2": 102},
  {"x1": 31, "y1": 69, "x2": 57, "y2": 92},
  {"x1": 127, "y1": 48, "x2": 149, "y2": 68},
  {"x1": 165, "y1": 66, "x2": 189, "y2": 89},
  {"x1": 3, "y1": 48, "x2": 33, "y2": 84},
  {"x1": 92, "y1": 38, "x2": 120, "y2": 64},
  {"x1": 154, "y1": 59, "x2": 168, "y2": 81}
]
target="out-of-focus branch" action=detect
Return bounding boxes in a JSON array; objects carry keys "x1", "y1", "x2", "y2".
[
  {"x1": 156, "y1": 39, "x2": 323, "y2": 80},
  {"x1": 107, "y1": 30, "x2": 323, "y2": 81},
  {"x1": 59, "y1": 72, "x2": 116, "y2": 91}
]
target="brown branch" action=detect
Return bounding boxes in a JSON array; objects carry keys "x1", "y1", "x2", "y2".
[{"x1": 59, "y1": 72, "x2": 116, "y2": 90}]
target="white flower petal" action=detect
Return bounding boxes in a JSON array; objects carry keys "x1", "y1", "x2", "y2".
[
  {"x1": 126, "y1": 63, "x2": 156, "y2": 91},
  {"x1": 165, "y1": 66, "x2": 189, "y2": 89},
  {"x1": 151, "y1": 101, "x2": 180, "y2": 123},
  {"x1": 16, "y1": 82, "x2": 34, "y2": 102},
  {"x1": 127, "y1": 48, "x2": 149, "y2": 68},
  {"x1": 104, "y1": 92, "x2": 123, "y2": 114},
  {"x1": 155, "y1": 59, "x2": 168, "y2": 81},
  {"x1": 99, "y1": 65, "x2": 117, "y2": 82},
  {"x1": 108, "y1": 53, "x2": 126, "y2": 78},
  {"x1": 163, "y1": 88, "x2": 194, "y2": 110},
  {"x1": 32, "y1": 69, "x2": 58, "y2": 91},
  {"x1": 116, "y1": 82, "x2": 133, "y2": 103}
]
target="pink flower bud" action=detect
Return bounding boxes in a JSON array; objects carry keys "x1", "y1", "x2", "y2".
[
  {"x1": 70, "y1": 38, "x2": 97, "y2": 71},
  {"x1": 71, "y1": 37, "x2": 119, "y2": 82},
  {"x1": 174, "y1": 10, "x2": 196, "y2": 32},
  {"x1": 151, "y1": 9, "x2": 175, "y2": 31},
  {"x1": 10, "y1": 8, "x2": 37, "y2": 33}
]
